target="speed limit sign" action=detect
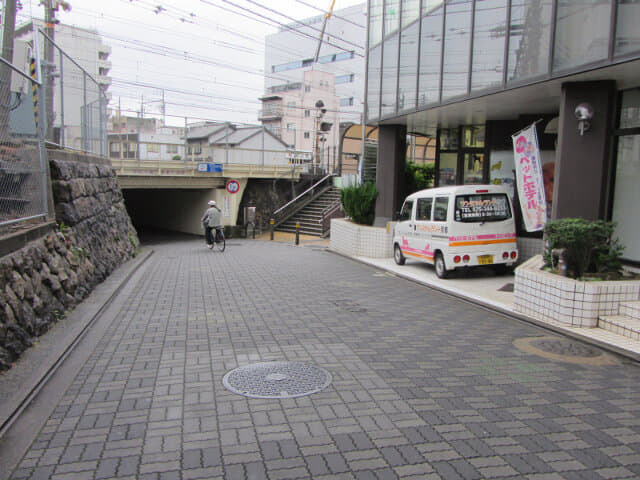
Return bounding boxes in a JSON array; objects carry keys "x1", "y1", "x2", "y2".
[{"x1": 226, "y1": 180, "x2": 240, "y2": 194}]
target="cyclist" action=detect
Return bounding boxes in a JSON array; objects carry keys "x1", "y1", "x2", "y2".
[{"x1": 201, "y1": 200, "x2": 223, "y2": 249}]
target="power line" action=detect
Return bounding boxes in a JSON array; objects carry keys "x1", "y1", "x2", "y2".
[
  {"x1": 291, "y1": 0, "x2": 366, "y2": 30},
  {"x1": 243, "y1": 0, "x2": 364, "y2": 51},
  {"x1": 200, "y1": 0, "x2": 363, "y2": 58}
]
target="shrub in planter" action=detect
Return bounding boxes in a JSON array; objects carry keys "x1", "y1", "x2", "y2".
[
  {"x1": 543, "y1": 218, "x2": 624, "y2": 279},
  {"x1": 341, "y1": 182, "x2": 377, "y2": 225},
  {"x1": 404, "y1": 162, "x2": 435, "y2": 196}
]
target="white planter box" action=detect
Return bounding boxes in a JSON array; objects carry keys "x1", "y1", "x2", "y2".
[
  {"x1": 514, "y1": 255, "x2": 640, "y2": 327},
  {"x1": 329, "y1": 218, "x2": 393, "y2": 258}
]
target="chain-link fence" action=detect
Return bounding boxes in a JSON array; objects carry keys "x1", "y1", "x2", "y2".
[
  {"x1": 0, "y1": 55, "x2": 48, "y2": 229},
  {"x1": 40, "y1": 29, "x2": 107, "y2": 156}
]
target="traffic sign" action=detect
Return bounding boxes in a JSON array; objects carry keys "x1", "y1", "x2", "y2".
[{"x1": 226, "y1": 180, "x2": 240, "y2": 194}]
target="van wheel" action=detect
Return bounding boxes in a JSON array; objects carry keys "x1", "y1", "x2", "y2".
[
  {"x1": 434, "y1": 253, "x2": 449, "y2": 279},
  {"x1": 394, "y1": 245, "x2": 406, "y2": 265}
]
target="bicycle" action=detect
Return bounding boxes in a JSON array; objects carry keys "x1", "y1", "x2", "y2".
[{"x1": 212, "y1": 227, "x2": 226, "y2": 252}]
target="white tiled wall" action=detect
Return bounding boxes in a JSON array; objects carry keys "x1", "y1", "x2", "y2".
[
  {"x1": 514, "y1": 255, "x2": 640, "y2": 328},
  {"x1": 330, "y1": 218, "x2": 393, "y2": 258},
  {"x1": 517, "y1": 237, "x2": 544, "y2": 264}
]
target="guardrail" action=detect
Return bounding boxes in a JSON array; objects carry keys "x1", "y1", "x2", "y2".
[{"x1": 111, "y1": 158, "x2": 305, "y2": 179}]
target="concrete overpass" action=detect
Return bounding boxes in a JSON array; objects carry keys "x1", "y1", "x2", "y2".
[{"x1": 112, "y1": 159, "x2": 303, "y2": 236}]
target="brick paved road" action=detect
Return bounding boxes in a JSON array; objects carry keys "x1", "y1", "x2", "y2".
[{"x1": 5, "y1": 238, "x2": 640, "y2": 479}]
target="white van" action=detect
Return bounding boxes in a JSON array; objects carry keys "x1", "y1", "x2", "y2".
[{"x1": 392, "y1": 184, "x2": 518, "y2": 278}]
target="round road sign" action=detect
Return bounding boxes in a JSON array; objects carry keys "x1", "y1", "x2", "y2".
[{"x1": 226, "y1": 180, "x2": 240, "y2": 194}]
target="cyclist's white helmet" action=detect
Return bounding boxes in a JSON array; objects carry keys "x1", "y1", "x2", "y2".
[{"x1": 208, "y1": 200, "x2": 216, "y2": 206}]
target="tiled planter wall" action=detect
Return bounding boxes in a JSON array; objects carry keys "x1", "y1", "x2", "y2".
[
  {"x1": 514, "y1": 255, "x2": 640, "y2": 327},
  {"x1": 329, "y1": 218, "x2": 393, "y2": 258},
  {"x1": 517, "y1": 237, "x2": 544, "y2": 263}
]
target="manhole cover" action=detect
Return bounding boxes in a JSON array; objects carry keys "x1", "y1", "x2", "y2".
[
  {"x1": 530, "y1": 338, "x2": 601, "y2": 357},
  {"x1": 222, "y1": 361, "x2": 332, "y2": 399},
  {"x1": 513, "y1": 336, "x2": 617, "y2": 365}
]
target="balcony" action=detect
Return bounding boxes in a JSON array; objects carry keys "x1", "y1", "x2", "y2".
[{"x1": 258, "y1": 106, "x2": 284, "y2": 121}]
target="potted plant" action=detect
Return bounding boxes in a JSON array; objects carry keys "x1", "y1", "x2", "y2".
[
  {"x1": 330, "y1": 182, "x2": 393, "y2": 258},
  {"x1": 514, "y1": 218, "x2": 640, "y2": 328}
]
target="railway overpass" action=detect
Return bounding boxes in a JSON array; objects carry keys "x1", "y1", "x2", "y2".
[{"x1": 111, "y1": 159, "x2": 303, "y2": 236}]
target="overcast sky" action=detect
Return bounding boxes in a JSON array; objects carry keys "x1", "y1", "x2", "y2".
[{"x1": 17, "y1": 0, "x2": 366, "y2": 126}]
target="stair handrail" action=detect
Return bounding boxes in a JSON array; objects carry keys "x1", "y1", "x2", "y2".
[
  {"x1": 271, "y1": 174, "x2": 334, "y2": 230},
  {"x1": 273, "y1": 173, "x2": 332, "y2": 217},
  {"x1": 319, "y1": 199, "x2": 345, "y2": 237}
]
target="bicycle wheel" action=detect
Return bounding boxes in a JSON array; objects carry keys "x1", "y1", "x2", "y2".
[{"x1": 214, "y1": 231, "x2": 226, "y2": 252}]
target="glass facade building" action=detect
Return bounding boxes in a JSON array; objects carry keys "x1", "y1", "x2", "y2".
[
  {"x1": 365, "y1": 0, "x2": 640, "y2": 263},
  {"x1": 366, "y1": 0, "x2": 640, "y2": 120}
]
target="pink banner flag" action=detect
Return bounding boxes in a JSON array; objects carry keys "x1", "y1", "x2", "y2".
[{"x1": 512, "y1": 124, "x2": 546, "y2": 232}]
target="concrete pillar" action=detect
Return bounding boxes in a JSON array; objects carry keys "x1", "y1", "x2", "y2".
[
  {"x1": 552, "y1": 81, "x2": 616, "y2": 220},
  {"x1": 374, "y1": 125, "x2": 406, "y2": 226}
]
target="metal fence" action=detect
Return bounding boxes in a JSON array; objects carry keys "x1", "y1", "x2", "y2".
[
  {"x1": 0, "y1": 55, "x2": 48, "y2": 229},
  {"x1": 40, "y1": 29, "x2": 107, "y2": 156}
]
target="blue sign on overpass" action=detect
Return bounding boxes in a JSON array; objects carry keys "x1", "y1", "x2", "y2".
[{"x1": 197, "y1": 163, "x2": 223, "y2": 173}]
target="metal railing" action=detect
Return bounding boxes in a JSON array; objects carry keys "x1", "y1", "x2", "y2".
[
  {"x1": 111, "y1": 158, "x2": 305, "y2": 179},
  {"x1": 0, "y1": 56, "x2": 48, "y2": 229},
  {"x1": 319, "y1": 199, "x2": 344, "y2": 237},
  {"x1": 272, "y1": 173, "x2": 333, "y2": 227},
  {"x1": 39, "y1": 29, "x2": 107, "y2": 156}
]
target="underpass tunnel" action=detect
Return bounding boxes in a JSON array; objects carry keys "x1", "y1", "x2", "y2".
[{"x1": 122, "y1": 188, "x2": 222, "y2": 238}]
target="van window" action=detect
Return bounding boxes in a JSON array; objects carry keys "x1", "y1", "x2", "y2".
[
  {"x1": 416, "y1": 198, "x2": 433, "y2": 220},
  {"x1": 455, "y1": 193, "x2": 512, "y2": 222},
  {"x1": 399, "y1": 200, "x2": 413, "y2": 221},
  {"x1": 434, "y1": 197, "x2": 449, "y2": 221}
]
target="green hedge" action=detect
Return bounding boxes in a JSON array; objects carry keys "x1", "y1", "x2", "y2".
[
  {"x1": 543, "y1": 218, "x2": 624, "y2": 279},
  {"x1": 341, "y1": 182, "x2": 378, "y2": 225}
]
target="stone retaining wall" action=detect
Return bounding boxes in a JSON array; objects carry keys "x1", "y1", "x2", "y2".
[{"x1": 0, "y1": 151, "x2": 139, "y2": 371}]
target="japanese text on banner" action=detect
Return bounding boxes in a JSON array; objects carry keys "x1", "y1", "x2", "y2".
[{"x1": 512, "y1": 124, "x2": 546, "y2": 232}]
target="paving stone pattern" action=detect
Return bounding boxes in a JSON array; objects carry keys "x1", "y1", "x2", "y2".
[{"x1": 8, "y1": 239, "x2": 640, "y2": 479}]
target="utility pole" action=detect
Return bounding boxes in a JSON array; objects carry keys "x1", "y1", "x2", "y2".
[
  {"x1": 42, "y1": 0, "x2": 71, "y2": 143},
  {"x1": 1, "y1": 0, "x2": 18, "y2": 141},
  {"x1": 43, "y1": 0, "x2": 56, "y2": 143}
]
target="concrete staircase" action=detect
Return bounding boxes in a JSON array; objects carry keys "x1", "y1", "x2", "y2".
[
  {"x1": 599, "y1": 301, "x2": 640, "y2": 341},
  {"x1": 276, "y1": 187, "x2": 342, "y2": 236}
]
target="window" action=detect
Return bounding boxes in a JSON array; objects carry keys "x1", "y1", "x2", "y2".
[
  {"x1": 433, "y1": 197, "x2": 449, "y2": 221},
  {"x1": 471, "y1": 0, "x2": 507, "y2": 92},
  {"x1": 416, "y1": 198, "x2": 433, "y2": 220},
  {"x1": 167, "y1": 144, "x2": 178, "y2": 154},
  {"x1": 188, "y1": 144, "x2": 202, "y2": 155},
  {"x1": 616, "y1": 0, "x2": 640, "y2": 57},
  {"x1": 109, "y1": 142, "x2": 120, "y2": 153},
  {"x1": 399, "y1": 200, "x2": 413, "y2": 221},
  {"x1": 287, "y1": 101, "x2": 296, "y2": 108},
  {"x1": 553, "y1": 0, "x2": 610, "y2": 71},
  {"x1": 304, "y1": 110, "x2": 310, "y2": 117},
  {"x1": 317, "y1": 51, "x2": 354, "y2": 64},
  {"x1": 147, "y1": 143, "x2": 160, "y2": 153},
  {"x1": 507, "y1": 0, "x2": 552, "y2": 83},
  {"x1": 442, "y1": 0, "x2": 472, "y2": 100},
  {"x1": 455, "y1": 193, "x2": 511, "y2": 222},
  {"x1": 286, "y1": 123, "x2": 296, "y2": 130},
  {"x1": 305, "y1": 85, "x2": 311, "y2": 92},
  {"x1": 335, "y1": 74, "x2": 355, "y2": 84},
  {"x1": 340, "y1": 97, "x2": 354, "y2": 107},
  {"x1": 304, "y1": 132, "x2": 310, "y2": 139}
]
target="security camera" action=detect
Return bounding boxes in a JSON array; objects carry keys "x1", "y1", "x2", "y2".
[
  {"x1": 574, "y1": 103, "x2": 594, "y2": 136},
  {"x1": 574, "y1": 103, "x2": 594, "y2": 121}
]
